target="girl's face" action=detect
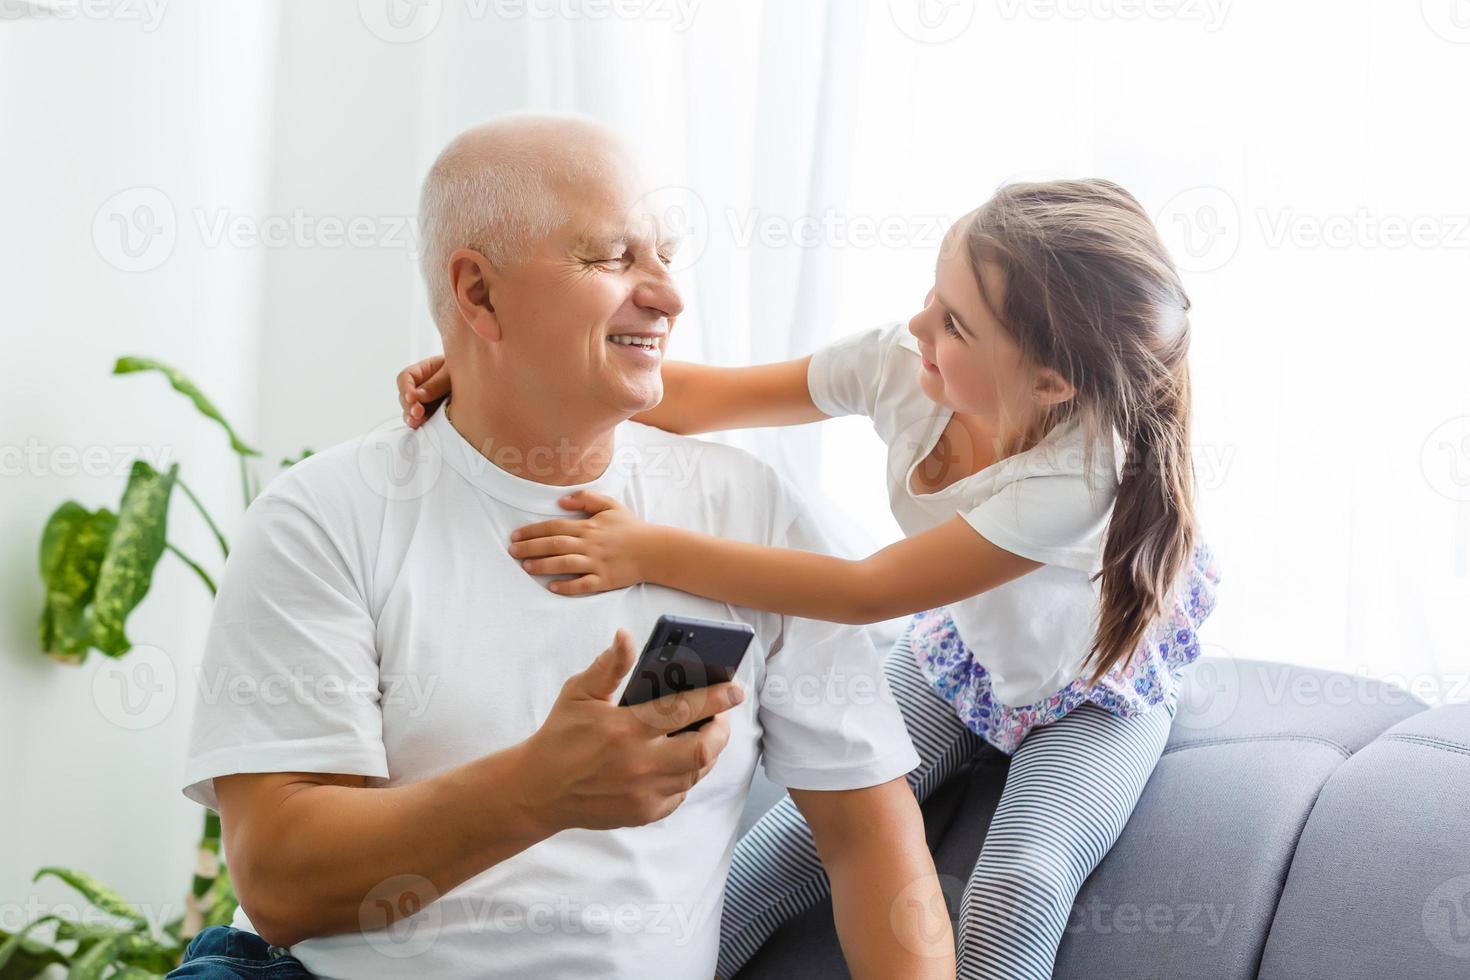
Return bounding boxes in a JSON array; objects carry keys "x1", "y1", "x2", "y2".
[{"x1": 907, "y1": 224, "x2": 1042, "y2": 428}]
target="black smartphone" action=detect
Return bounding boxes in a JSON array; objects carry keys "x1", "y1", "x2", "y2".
[{"x1": 618, "y1": 614, "x2": 755, "y2": 734}]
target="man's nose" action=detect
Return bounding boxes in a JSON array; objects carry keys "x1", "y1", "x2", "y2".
[{"x1": 634, "y1": 264, "x2": 685, "y2": 320}]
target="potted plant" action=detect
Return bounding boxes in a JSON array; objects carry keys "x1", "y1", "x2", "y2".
[{"x1": 1, "y1": 359, "x2": 309, "y2": 978}]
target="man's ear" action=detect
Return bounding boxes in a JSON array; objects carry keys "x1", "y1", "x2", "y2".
[
  {"x1": 448, "y1": 247, "x2": 502, "y2": 342},
  {"x1": 1032, "y1": 366, "x2": 1077, "y2": 407}
]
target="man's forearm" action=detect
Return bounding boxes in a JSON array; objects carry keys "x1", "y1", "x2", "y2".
[
  {"x1": 793, "y1": 782, "x2": 955, "y2": 980},
  {"x1": 225, "y1": 742, "x2": 550, "y2": 948}
]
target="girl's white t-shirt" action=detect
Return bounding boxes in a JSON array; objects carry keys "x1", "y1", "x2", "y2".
[{"x1": 808, "y1": 321, "x2": 1123, "y2": 706}]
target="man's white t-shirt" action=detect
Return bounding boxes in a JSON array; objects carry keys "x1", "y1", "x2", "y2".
[
  {"x1": 808, "y1": 321, "x2": 1123, "y2": 707},
  {"x1": 182, "y1": 408, "x2": 919, "y2": 980}
]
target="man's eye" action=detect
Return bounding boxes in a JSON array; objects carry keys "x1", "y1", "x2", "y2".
[{"x1": 590, "y1": 254, "x2": 628, "y2": 267}]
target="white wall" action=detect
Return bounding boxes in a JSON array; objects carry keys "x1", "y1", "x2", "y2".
[{"x1": 0, "y1": 2, "x2": 279, "y2": 928}]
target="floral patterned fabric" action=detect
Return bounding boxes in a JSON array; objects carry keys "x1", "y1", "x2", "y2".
[{"x1": 912, "y1": 542, "x2": 1221, "y2": 755}]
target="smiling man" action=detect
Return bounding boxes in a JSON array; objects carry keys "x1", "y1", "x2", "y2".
[{"x1": 175, "y1": 115, "x2": 952, "y2": 980}]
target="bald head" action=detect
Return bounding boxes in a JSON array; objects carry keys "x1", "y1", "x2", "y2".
[{"x1": 418, "y1": 114, "x2": 635, "y2": 331}]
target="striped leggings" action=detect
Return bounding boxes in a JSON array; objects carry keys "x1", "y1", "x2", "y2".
[{"x1": 718, "y1": 626, "x2": 1175, "y2": 980}]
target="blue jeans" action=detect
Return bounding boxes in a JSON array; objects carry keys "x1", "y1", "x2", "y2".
[{"x1": 167, "y1": 926, "x2": 313, "y2": 978}]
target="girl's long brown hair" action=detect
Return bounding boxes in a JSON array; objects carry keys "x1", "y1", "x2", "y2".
[{"x1": 965, "y1": 179, "x2": 1196, "y2": 682}]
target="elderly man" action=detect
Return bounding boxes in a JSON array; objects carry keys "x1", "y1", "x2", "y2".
[{"x1": 174, "y1": 115, "x2": 953, "y2": 979}]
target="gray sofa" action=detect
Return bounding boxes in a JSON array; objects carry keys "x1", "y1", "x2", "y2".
[{"x1": 735, "y1": 658, "x2": 1470, "y2": 979}]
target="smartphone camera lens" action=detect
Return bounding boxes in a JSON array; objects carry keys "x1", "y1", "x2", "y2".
[{"x1": 658, "y1": 629, "x2": 682, "y2": 662}]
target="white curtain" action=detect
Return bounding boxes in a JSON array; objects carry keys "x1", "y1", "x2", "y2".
[{"x1": 817, "y1": 0, "x2": 1470, "y2": 699}]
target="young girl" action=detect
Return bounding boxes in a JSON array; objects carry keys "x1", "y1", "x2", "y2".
[{"x1": 398, "y1": 179, "x2": 1218, "y2": 980}]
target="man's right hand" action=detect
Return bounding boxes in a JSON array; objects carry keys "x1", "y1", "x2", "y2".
[{"x1": 516, "y1": 629, "x2": 743, "y2": 832}]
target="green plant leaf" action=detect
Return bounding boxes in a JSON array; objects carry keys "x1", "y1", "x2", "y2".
[
  {"x1": 88, "y1": 462, "x2": 178, "y2": 657},
  {"x1": 202, "y1": 866, "x2": 238, "y2": 930},
  {"x1": 38, "y1": 503, "x2": 118, "y2": 664},
  {"x1": 113, "y1": 357, "x2": 260, "y2": 457},
  {"x1": 111, "y1": 934, "x2": 179, "y2": 975},
  {"x1": 53, "y1": 915, "x2": 181, "y2": 973},
  {"x1": 32, "y1": 869, "x2": 147, "y2": 928},
  {"x1": 280, "y1": 448, "x2": 314, "y2": 468},
  {"x1": 63, "y1": 933, "x2": 123, "y2": 980},
  {"x1": 0, "y1": 919, "x2": 65, "y2": 976}
]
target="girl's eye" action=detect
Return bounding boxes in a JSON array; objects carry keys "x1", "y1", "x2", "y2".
[{"x1": 942, "y1": 314, "x2": 962, "y2": 338}]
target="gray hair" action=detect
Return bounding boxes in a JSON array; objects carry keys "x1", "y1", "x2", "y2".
[{"x1": 417, "y1": 114, "x2": 621, "y2": 332}]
